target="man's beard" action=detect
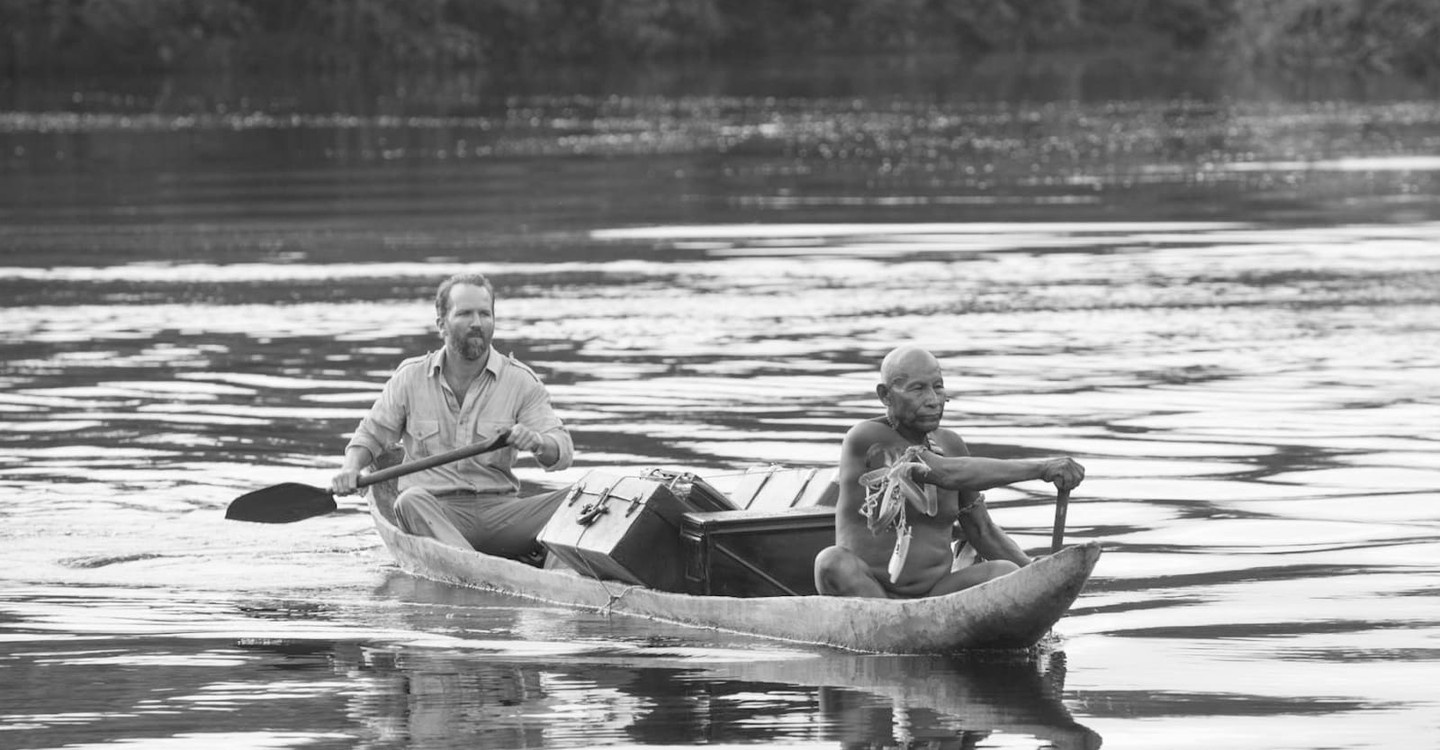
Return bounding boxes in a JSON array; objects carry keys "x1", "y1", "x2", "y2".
[{"x1": 455, "y1": 334, "x2": 486, "y2": 360}]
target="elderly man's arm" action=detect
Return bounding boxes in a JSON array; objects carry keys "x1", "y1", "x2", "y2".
[
  {"x1": 916, "y1": 453, "x2": 1085, "y2": 493},
  {"x1": 957, "y1": 500, "x2": 1033, "y2": 567}
]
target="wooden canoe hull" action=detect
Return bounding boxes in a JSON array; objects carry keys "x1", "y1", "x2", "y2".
[{"x1": 369, "y1": 488, "x2": 1100, "y2": 653}]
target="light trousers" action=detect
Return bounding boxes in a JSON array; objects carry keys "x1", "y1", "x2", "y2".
[{"x1": 393, "y1": 485, "x2": 568, "y2": 559}]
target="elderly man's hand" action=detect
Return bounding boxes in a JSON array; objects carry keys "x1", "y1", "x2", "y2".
[{"x1": 1040, "y1": 458, "x2": 1086, "y2": 492}]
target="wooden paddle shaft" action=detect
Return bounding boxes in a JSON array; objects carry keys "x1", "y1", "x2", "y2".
[
  {"x1": 1050, "y1": 487, "x2": 1070, "y2": 553},
  {"x1": 358, "y1": 431, "x2": 511, "y2": 489}
]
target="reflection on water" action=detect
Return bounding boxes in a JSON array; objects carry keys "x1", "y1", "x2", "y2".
[
  {"x1": 1, "y1": 582, "x2": 1097, "y2": 750},
  {"x1": 3, "y1": 59, "x2": 1440, "y2": 750}
]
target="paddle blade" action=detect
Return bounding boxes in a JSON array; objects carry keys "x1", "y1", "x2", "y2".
[{"x1": 225, "y1": 482, "x2": 338, "y2": 523}]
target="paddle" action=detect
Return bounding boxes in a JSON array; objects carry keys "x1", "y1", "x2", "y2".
[
  {"x1": 225, "y1": 430, "x2": 511, "y2": 523},
  {"x1": 1050, "y1": 487, "x2": 1070, "y2": 553}
]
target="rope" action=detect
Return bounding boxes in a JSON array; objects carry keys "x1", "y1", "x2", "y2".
[
  {"x1": 601, "y1": 584, "x2": 640, "y2": 616},
  {"x1": 565, "y1": 479, "x2": 625, "y2": 611},
  {"x1": 565, "y1": 538, "x2": 645, "y2": 617},
  {"x1": 571, "y1": 551, "x2": 627, "y2": 615},
  {"x1": 556, "y1": 476, "x2": 654, "y2": 616}
]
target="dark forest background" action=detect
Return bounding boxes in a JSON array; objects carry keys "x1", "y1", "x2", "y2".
[{"x1": 3, "y1": 0, "x2": 1439, "y2": 78}]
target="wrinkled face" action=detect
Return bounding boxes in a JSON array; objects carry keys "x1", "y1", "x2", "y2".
[
  {"x1": 438, "y1": 284, "x2": 495, "y2": 361},
  {"x1": 879, "y1": 358, "x2": 947, "y2": 434}
]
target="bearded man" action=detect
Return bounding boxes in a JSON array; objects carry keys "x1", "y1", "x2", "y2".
[{"x1": 330, "y1": 273, "x2": 573, "y2": 562}]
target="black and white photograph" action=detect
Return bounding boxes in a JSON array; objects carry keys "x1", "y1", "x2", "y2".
[{"x1": 3, "y1": 2, "x2": 1438, "y2": 749}]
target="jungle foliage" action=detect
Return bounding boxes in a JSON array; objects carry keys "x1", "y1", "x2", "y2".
[{"x1": 2, "y1": 0, "x2": 1438, "y2": 76}]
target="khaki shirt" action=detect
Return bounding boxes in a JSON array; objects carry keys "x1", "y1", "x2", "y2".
[{"x1": 347, "y1": 347, "x2": 573, "y2": 496}]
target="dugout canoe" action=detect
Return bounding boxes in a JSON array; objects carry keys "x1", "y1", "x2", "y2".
[{"x1": 369, "y1": 482, "x2": 1101, "y2": 654}]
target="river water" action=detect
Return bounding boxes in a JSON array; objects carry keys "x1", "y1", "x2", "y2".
[{"x1": 2, "y1": 55, "x2": 1438, "y2": 749}]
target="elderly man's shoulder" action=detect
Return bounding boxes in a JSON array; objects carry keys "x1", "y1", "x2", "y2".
[
  {"x1": 843, "y1": 419, "x2": 892, "y2": 444},
  {"x1": 846, "y1": 417, "x2": 889, "y2": 433}
]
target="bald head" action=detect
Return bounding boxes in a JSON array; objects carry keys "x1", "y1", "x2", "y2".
[
  {"x1": 880, "y1": 345, "x2": 940, "y2": 388},
  {"x1": 877, "y1": 345, "x2": 947, "y2": 434}
]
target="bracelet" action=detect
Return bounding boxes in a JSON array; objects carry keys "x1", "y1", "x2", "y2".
[{"x1": 958, "y1": 497, "x2": 985, "y2": 516}]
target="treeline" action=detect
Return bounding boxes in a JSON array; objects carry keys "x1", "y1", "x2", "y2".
[{"x1": 3, "y1": 0, "x2": 1439, "y2": 76}]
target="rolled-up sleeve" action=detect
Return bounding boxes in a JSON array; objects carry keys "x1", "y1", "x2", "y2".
[{"x1": 518, "y1": 384, "x2": 573, "y2": 472}]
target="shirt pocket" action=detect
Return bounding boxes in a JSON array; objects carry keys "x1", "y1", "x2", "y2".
[
  {"x1": 470, "y1": 420, "x2": 513, "y2": 467},
  {"x1": 474, "y1": 420, "x2": 513, "y2": 444},
  {"x1": 406, "y1": 420, "x2": 441, "y2": 457}
]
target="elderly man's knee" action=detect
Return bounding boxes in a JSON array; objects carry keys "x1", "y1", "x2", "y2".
[
  {"x1": 814, "y1": 545, "x2": 847, "y2": 573},
  {"x1": 813, "y1": 545, "x2": 864, "y2": 594}
]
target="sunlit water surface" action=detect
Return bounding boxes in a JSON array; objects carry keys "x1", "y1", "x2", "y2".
[{"x1": 2, "y1": 59, "x2": 1439, "y2": 749}]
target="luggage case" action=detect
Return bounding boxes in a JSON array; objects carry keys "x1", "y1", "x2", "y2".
[
  {"x1": 537, "y1": 470, "x2": 690, "y2": 592},
  {"x1": 680, "y1": 506, "x2": 837, "y2": 597}
]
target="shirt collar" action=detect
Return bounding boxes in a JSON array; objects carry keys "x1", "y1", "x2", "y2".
[{"x1": 429, "y1": 346, "x2": 502, "y2": 377}]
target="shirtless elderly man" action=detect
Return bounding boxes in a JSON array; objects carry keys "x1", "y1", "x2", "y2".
[{"x1": 814, "y1": 345, "x2": 1085, "y2": 599}]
